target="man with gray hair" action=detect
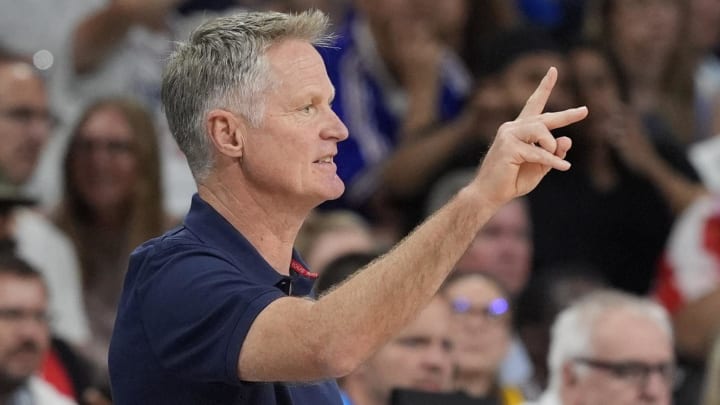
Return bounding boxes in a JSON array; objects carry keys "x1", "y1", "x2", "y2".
[
  {"x1": 108, "y1": 9, "x2": 587, "y2": 405},
  {"x1": 528, "y1": 290, "x2": 675, "y2": 405}
]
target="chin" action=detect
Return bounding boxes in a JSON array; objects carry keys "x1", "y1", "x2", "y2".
[{"x1": 322, "y1": 180, "x2": 346, "y2": 201}]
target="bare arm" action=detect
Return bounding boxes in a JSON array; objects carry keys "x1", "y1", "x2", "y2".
[
  {"x1": 238, "y1": 67, "x2": 588, "y2": 382},
  {"x1": 672, "y1": 288, "x2": 720, "y2": 360},
  {"x1": 608, "y1": 110, "x2": 707, "y2": 214}
]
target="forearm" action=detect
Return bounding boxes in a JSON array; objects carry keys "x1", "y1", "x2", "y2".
[
  {"x1": 240, "y1": 186, "x2": 497, "y2": 381},
  {"x1": 672, "y1": 289, "x2": 720, "y2": 360},
  {"x1": 642, "y1": 158, "x2": 707, "y2": 214},
  {"x1": 383, "y1": 116, "x2": 475, "y2": 198},
  {"x1": 402, "y1": 84, "x2": 439, "y2": 136},
  {"x1": 72, "y1": 3, "x2": 135, "y2": 74}
]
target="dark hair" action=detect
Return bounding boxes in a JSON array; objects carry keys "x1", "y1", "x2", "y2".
[
  {"x1": 468, "y1": 26, "x2": 562, "y2": 80},
  {"x1": 0, "y1": 252, "x2": 43, "y2": 281},
  {"x1": 314, "y1": 252, "x2": 378, "y2": 296}
]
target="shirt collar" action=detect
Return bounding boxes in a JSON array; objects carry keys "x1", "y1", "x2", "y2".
[{"x1": 183, "y1": 194, "x2": 315, "y2": 295}]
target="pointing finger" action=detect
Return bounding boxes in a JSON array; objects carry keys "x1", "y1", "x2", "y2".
[
  {"x1": 539, "y1": 106, "x2": 589, "y2": 130},
  {"x1": 517, "y1": 67, "x2": 557, "y2": 119}
]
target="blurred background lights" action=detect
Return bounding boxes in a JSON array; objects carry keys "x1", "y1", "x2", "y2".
[{"x1": 33, "y1": 49, "x2": 53, "y2": 70}]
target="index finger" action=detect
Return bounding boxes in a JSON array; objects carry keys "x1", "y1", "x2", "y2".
[{"x1": 517, "y1": 67, "x2": 557, "y2": 119}]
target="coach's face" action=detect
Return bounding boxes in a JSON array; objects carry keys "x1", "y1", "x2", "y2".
[{"x1": 242, "y1": 39, "x2": 349, "y2": 208}]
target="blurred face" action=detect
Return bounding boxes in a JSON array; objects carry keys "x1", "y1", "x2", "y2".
[
  {"x1": 563, "y1": 310, "x2": 674, "y2": 405},
  {"x1": 0, "y1": 274, "x2": 49, "y2": 390},
  {"x1": 0, "y1": 63, "x2": 51, "y2": 186},
  {"x1": 360, "y1": 298, "x2": 454, "y2": 402},
  {"x1": 569, "y1": 48, "x2": 624, "y2": 143},
  {"x1": 689, "y1": 0, "x2": 720, "y2": 50},
  {"x1": 455, "y1": 199, "x2": 532, "y2": 294},
  {"x1": 443, "y1": 276, "x2": 511, "y2": 376},
  {"x1": 609, "y1": 0, "x2": 680, "y2": 78},
  {"x1": 570, "y1": 49, "x2": 621, "y2": 115},
  {"x1": 502, "y1": 52, "x2": 573, "y2": 113},
  {"x1": 243, "y1": 39, "x2": 348, "y2": 207},
  {"x1": 413, "y1": 0, "x2": 468, "y2": 43},
  {"x1": 71, "y1": 106, "x2": 138, "y2": 215},
  {"x1": 305, "y1": 228, "x2": 375, "y2": 274}
]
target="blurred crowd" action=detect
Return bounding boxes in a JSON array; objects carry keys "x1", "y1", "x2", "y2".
[{"x1": 0, "y1": 0, "x2": 719, "y2": 404}]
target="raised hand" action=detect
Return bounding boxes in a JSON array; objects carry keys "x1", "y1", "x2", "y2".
[{"x1": 472, "y1": 67, "x2": 588, "y2": 207}]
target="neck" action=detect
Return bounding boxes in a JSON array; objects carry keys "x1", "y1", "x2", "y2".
[
  {"x1": 455, "y1": 368, "x2": 495, "y2": 397},
  {"x1": 197, "y1": 177, "x2": 305, "y2": 275}
]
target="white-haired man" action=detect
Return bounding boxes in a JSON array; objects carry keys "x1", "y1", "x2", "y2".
[
  {"x1": 529, "y1": 290, "x2": 675, "y2": 405},
  {"x1": 108, "y1": 9, "x2": 587, "y2": 405}
]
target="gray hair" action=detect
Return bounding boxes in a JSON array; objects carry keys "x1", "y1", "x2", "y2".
[
  {"x1": 161, "y1": 10, "x2": 334, "y2": 180},
  {"x1": 545, "y1": 289, "x2": 672, "y2": 395}
]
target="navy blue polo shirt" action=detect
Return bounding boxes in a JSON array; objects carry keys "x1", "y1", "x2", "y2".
[{"x1": 108, "y1": 194, "x2": 343, "y2": 404}]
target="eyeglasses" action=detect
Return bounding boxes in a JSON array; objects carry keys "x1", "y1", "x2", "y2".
[
  {"x1": 451, "y1": 297, "x2": 509, "y2": 320},
  {"x1": 73, "y1": 137, "x2": 135, "y2": 157},
  {"x1": 574, "y1": 358, "x2": 676, "y2": 388},
  {"x1": 0, "y1": 107, "x2": 58, "y2": 129},
  {"x1": 0, "y1": 307, "x2": 50, "y2": 325}
]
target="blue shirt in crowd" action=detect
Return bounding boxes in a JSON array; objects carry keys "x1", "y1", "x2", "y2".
[{"x1": 108, "y1": 194, "x2": 343, "y2": 404}]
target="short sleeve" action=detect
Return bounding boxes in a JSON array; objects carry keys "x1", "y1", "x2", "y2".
[{"x1": 138, "y1": 245, "x2": 285, "y2": 384}]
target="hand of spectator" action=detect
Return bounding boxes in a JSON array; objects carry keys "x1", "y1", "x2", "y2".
[
  {"x1": 471, "y1": 67, "x2": 587, "y2": 207},
  {"x1": 603, "y1": 106, "x2": 663, "y2": 176}
]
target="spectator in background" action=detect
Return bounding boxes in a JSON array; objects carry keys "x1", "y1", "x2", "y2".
[
  {"x1": 43, "y1": 0, "x2": 238, "y2": 218},
  {"x1": 316, "y1": 252, "x2": 455, "y2": 405},
  {"x1": 382, "y1": 26, "x2": 570, "y2": 231},
  {"x1": 702, "y1": 332, "x2": 720, "y2": 405},
  {"x1": 528, "y1": 290, "x2": 675, "y2": 405},
  {"x1": 295, "y1": 210, "x2": 379, "y2": 275},
  {"x1": 661, "y1": 0, "x2": 720, "y2": 144},
  {"x1": 583, "y1": 0, "x2": 691, "y2": 146},
  {"x1": 527, "y1": 39, "x2": 705, "y2": 294},
  {"x1": 653, "y1": 193, "x2": 720, "y2": 404},
  {"x1": 441, "y1": 272, "x2": 524, "y2": 404},
  {"x1": 515, "y1": 263, "x2": 607, "y2": 397},
  {"x1": 426, "y1": 170, "x2": 532, "y2": 296},
  {"x1": 0, "y1": 254, "x2": 76, "y2": 404},
  {"x1": 341, "y1": 296, "x2": 455, "y2": 405},
  {"x1": 318, "y1": 0, "x2": 471, "y2": 223},
  {"x1": 54, "y1": 98, "x2": 171, "y2": 372},
  {"x1": 0, "y1": 52, "x2": 90, "y2": 347},
  {"x1": 424, "y1": 169, "x2": 534, "y2": 391}
]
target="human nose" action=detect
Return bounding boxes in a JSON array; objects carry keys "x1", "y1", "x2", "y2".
[
  {"x1": 639, "y1": 368, "x2": 672, "y2": 403},
  {"x1": 320, "y1": 109, "x2": 349, "y2": 142},
  {"x1": 422, "y1": 343, "x2": 451, "y2": 371}
]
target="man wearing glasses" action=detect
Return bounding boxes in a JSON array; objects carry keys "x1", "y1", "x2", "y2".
[
  {"x1": 0, "y1": 52, "x2": 89, "y2": 347},
  {"x1": 528, "y1": 290, "x2": 674, "y2": 405}
]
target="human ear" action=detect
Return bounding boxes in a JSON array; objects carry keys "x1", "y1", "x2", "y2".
[{"x1": 206, "y1": 109, "x2": 245, "y2": 159}]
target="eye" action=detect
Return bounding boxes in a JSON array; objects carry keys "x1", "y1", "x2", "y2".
[{"x1": 300, "y1": 104, "x2": 315, "y2": 114}]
